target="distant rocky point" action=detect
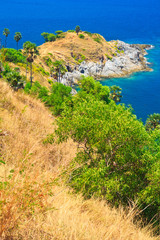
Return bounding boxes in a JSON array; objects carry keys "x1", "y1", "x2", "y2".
[{"x1": 37, "y1": 31, "x2": 153, "y2": 86}]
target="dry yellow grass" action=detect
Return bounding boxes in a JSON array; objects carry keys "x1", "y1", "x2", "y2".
[
  {"x1": 0, "y1": 80, "x2": 159, "y2": 240},
  {"x1": 38, "y1": 32, "x2": 117, "y2": 65}
]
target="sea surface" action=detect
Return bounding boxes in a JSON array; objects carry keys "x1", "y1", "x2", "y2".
[{"x1": 1, "y1": 0, "x2": 160, "y2": 122}]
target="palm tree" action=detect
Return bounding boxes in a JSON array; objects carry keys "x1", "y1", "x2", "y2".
[
  {"x1": 3, "y1": 28, "x2": 10, "y2": 48},
  {"x1": 75, "y1": 26, "x2": 80, "y2": 35},
  {"x1": 23, "y1": 41, "x2": 39, "y2": 86},
  {"x1": 14, "y1": 32, "x2": 22, "y2": 50}
]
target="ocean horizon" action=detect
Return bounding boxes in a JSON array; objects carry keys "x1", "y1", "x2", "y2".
[{"x1": 1, "y1": 0, "x2": 160, "y2": 121}]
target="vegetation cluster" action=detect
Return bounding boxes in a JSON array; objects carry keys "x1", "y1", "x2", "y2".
[{"x1": 0, "y1": 25, "x2": 160, "y2": 238}]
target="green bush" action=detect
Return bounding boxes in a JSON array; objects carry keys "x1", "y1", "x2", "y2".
[
  {"x1": 93, "y1": 37, "x2": 101, "y2": 43},
  {"x1": 2, "y1": 64, "x2": 25, "y2": 89},
  {"x1": 84, "y1": 31, "x2": 93, "y2": 37},
  {"x1": 67, "y1": 30, "x2": 75, "y2": 32},
  {"x1": 79, "y1": 34, "x2": 85, "y2": 39},
  {"x1": 41, "y1": 32, "x2": 56, "y2": 42},
  {"x1": 1, "y1": 48, "x2": 26, "y2": 63},
  {"x1": 55, "y1": 30, "x2": 63, "y2": 35},
  {"x1": 46, "y1": 82, "x2": 72, "y2": 115}
]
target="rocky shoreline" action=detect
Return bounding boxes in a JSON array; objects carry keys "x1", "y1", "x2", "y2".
[{"x1": 61, "y1": 40, "x2": 153, "y2": 86}]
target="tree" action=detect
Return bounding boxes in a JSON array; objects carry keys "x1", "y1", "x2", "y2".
[
  {"x1": 77, "y1": 76, "x2": 110, "y2": 103},
  {"x1": 75, "y1": 26, "x2": 80, "y2": 35},
  {"x1": 145, "y1": 113, "x2": 160, "y2": 131},
  {"x1": 14, "y1": 32, "x2": 22, "y2": 50},
  {"x1": 109, "y1": 85, "x2": 122, "y2": 103},
  {"x1": 3, "y1": 28, "x2": 10, "y2": 48},
  {"x1": 56, "y1": 96, "x2": 152, "y2": 204},
  {"x1": 23, "y1": 41, "x2": 39, "y2": 86}
]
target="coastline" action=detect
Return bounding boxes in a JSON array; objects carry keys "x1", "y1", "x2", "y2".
[{"x1": 61, "y1": 40, "x2": 153, "y2": 86}]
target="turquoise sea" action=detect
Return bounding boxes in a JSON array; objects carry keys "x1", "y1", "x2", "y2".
[{"x1": 1, "y1": 0, "x2": 160, "y2": 122}]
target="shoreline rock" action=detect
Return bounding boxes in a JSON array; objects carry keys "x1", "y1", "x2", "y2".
[{"x1": 61, "y1": 40, "x2": 153, "y2": 86}]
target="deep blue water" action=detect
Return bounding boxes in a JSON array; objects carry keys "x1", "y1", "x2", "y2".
[{"x1": 1, "y1": 0, "x2": 160, "y2": 121}]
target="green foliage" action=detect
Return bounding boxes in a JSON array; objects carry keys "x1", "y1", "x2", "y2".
[
  {"x1": 145, "y1": 113, "x2": 160, "y2": 131},
  {"x1": 45, "y1": 82, "x2": 72, "y2": 115},
  {"x1": 24, "y1": 81, "x2": 49, "y2": 102},
  {"x1": 84, "y1": 31, "x2": 93, "y2": 37},
  {"x1": 43, "y1": 56, "x2": 53, "y2": 67},
  {"x1": 3, "y1": 28, "x2": 10, "y2": 47},
  {"x1": 41, "y1": 32, "x2": 56, "y2": 42},
  {"x1": 14, "y1": 32, "x2": 22, "y2": 50},
  {"x1": 75, "y1": 25, "x2": 80, "y2": 35},
  {"x1": 55, "y1": 30, "x2": 63, "y2": 35},
  {"x1": 54, "y1": 77, "x2": 160, "y2": 225},
  {"x1": 52, "y1": 60, "x2": 67, "y2": 78},
  {"x1": 79, "y1": 34, "x2": 85, "y2": 39},
  {"x1": 93, "y1": 37, "x2": 101, "y2": 43},
  {"x1": 43, "y1": 134, "x2": 55, "y2": 145},
  {"x1": 67, "y1": 30, "x2": 75, "y2": 32},
  {"x1": 77, "y1": 76, "x2": 110, "y2": 103},
  {"x1": 109, "y1": 85, "x2": 122, "y2": 103},
  {"x1": 105, "y1": 54, "x2": 112, "y2": 60},
  {"x1": 36, "y1": 66, "x2": 50, "y2": 76},
  {"x1": 2, "y1": 64, "x2": 25, "y2": 89},
  {"x1": 1, "y1": 48, "x2": 26, "y2": 64},
  {"x1": 56, "y1": 97, "x2": 152, "y2": 204}
]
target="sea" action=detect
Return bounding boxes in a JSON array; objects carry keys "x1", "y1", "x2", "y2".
[{"x1": 1, "y1": 0, "x2": 160, "y2": 122}]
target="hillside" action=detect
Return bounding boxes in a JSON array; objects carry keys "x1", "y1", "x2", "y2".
[
  {"x1": 38, "y1": 31, "x2": 117, "y2": 65},
  {"x1": 0, "y1": 79, "x2": 159, "y2": 240}
]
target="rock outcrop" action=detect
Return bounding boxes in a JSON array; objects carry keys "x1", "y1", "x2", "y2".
[{"x1": 61, "y1": 40, "x2": 153, "y2": 86}]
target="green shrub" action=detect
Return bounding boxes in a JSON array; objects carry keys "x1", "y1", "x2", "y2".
[
  {"x1": 41, "y1": 32, "x2": 56, "y2": 42},
  {"x1": 36, "y1": 67, "x2": 50, "y2": 76},
  {"x1": 67, "y1": 30, "x2": 75, "y2": 32},
  {"x1": 93, "y1": 37, "x2": 101, "y2": 43},
  {"x1": 79, "y1": 34, "x2": 85, "y2": 39},
  {"x1": 55, "y1": 30, "x2": 63, "y2": 35},
  {"x1": 1, "y1": 48, "x2": 26, "y2": 63},
  {"x1": 105, "y1": 54, "x2": 112, "y2": 60},
  {"x1": 2, "y1": 64, "x2": 25, "y2": 89},
  {"x1": 84, "y1": 31, "x2": 92, "y2": 37},
  {"x1": 45, "y1": 82, "x2": 72, "y2": 115}
]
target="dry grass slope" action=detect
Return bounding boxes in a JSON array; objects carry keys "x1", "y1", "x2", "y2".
[{"x1": 0, "y1": 80, "x2": 159, "y2": 240}]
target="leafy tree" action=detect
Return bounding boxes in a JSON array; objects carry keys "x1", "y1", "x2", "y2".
[
  {"x1": 109, "y1": 85, "x2": 122, "y2": 103},
  {"x1": 56, "y1": 97, "x2": 152, "y2": 204},
  {"x1": 77, "y1": 76, "x2": 110, "y2": 103},
  {"x1": 14, "y1": 32, "x2": 22, "y2": 50},
  {"x1": 75, "y1": 25, "x2": 80, "y2": 35},
  {"x1": 23, "y1": 41, "x2": 39, "y2": 86},
  {"x1": 3, "y1": 28, "x2": 10, "y2": 48},
  {"x1": 145, "y1": 113, "x2": 160, "y2": 131}
]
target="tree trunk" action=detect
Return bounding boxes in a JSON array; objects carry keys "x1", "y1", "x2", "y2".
[
  {"x1": 5, "y1": 37, "x2": 7, "y2": 48},
  {"x1": 17, "y1": 41, "x2": 18, "y2": 51},
  {"x1": 30, "y1": 62, "x2": 32, "y2": 86}
]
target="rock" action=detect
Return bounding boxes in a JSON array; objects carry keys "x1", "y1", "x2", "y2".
[{"x1": 61, "y1": 40, "x2": 153, "y2": 86}]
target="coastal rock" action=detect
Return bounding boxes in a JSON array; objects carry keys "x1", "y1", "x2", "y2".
[{"x1": 61, "y1": 40, "x2": 152, "y2": 85}]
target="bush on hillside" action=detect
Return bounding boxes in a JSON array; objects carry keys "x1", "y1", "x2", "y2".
[{"x1": 1, "y1": 48, "x2": 26, "y2": 64}]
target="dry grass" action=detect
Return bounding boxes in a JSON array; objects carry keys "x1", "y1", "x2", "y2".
[{"x1": 0, "y1": 80, "x2": 159, "y2": 240}]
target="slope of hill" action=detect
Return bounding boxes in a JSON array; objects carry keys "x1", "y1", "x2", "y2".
[{"x1": 0, "y1": 79, "x2": 158, "y2": 240}]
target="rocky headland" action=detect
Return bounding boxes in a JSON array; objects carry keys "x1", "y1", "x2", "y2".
[
  {"x1": 37, "y1": 31, "x2": 153, "y2": 86},
  {"x1": 61, "y1": 41, "x2": 153, "y2": 86}
]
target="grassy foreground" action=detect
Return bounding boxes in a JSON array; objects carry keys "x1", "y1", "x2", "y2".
[{"x1": 0, "y1": 80, "x2": 158, "y2": 240}]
